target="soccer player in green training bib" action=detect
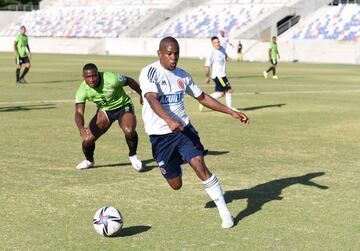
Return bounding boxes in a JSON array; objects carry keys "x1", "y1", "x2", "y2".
[
  {"x1": 263, "y1": 36, "x2": 280, "y2": 80},
  {"x1": 14, "y1": 26, "x2": 31, "y2": 84},
  {"x1": 74, "y1": 63, "x2": 143, "y2": 171}
]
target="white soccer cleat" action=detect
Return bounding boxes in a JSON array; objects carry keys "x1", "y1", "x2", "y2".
[
  {"x1": 263, "y1": 71, "x2": 268, "y2": 79},
  {"x1": 221, "y1": 214, "x2": 234, "y2": 229},
  {"x1": 272, "y1": 75, "x2": 279, "y2": 79},
  {"x1": 129, "y1": 154, "x2": 143, "y2": 172},
  {"x1": 75, "y1": 160, "x2": 94, "y2": 170}
]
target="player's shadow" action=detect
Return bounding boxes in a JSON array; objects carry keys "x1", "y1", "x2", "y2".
[
  {"x1": 238, "y1": 103, "x2": 286, "y2": 111},
  {"x1": 92, "y1": 158, "x2": 157, "y2": 172},
  {"x1": 0, "y1": 104, "x2": 56, "y2": 112},
  {"x1": 206, "y1": 150, "x2": 229, "y2": 156},
  {"x1": 205, "y1": 172, "x2": 328, "y2": 225},
  {"x1": 112, "y1": 225, "x2": 151, "y2": 237}
]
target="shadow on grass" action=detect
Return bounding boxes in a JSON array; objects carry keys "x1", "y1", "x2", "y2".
[
  {"x1": 238, "y1": 103, "x2": 286, "y2": 111},
  {"x1": 205, "y1": 172, "x2": 328, "y2": 226},
  {"x1": 206, "y1": 150, "x2": 230, "y2": 156},
  {"x1": 92, "y1": 158, "x2": 157, "y2": 172},
  {"x1": 0, "y1": 104, "x2": 56, "y2": 112},
  {"x1": 112, "y1": 225, "x2": 151, "y2": 237}
]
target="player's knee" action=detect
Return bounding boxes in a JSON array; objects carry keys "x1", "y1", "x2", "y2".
[
  {"x1": 123, "y1": 126, "x2": 135, "y2": 137},
  {"x1": 83, "y1": 138, "x2": 95, "y2": 146}
]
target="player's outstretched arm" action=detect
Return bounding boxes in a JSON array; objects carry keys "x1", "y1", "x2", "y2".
[
  {"x1": 126, "y1": 77, "x2": 143, "y2": 104},
  {"x1": 75, "y1": 103, "x2": 89, "y2": 139},
  {"x1": 204, "y1": 66, "x2": 211, "y2": 84},
  {"x1": 196, "y1": 92, "x2": 249, "y2": 124},
  {"x1": 144, "y1": 92, "x2": 184, "y2": 132}
]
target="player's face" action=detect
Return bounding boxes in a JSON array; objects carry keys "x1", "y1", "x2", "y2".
[
  {"x1": 20, "y1": 27, "x2": 26, "y2": 35},
  {"x1": 272, "y1": 37, "x2": 277, "y2": 43},
  {"x1": 212, "y1": 39, "x2": 221, "y2": 50},
  {"x1": 83, "y1": 69, "x2": 99, "y2": 88},
  {"x1": 158, "y1": 43, "x2": 179, "y2": 71}
]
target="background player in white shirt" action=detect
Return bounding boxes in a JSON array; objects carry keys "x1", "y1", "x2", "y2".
[
  {"x1": 217, "y1": 30, "x2": 234, "y2": 52},
  {"x1": 201, "y1": 36, "x2": 237, "y2": 112},
  {"x1": 139, "y1": 37, "x2": 249, "y2": 229}
]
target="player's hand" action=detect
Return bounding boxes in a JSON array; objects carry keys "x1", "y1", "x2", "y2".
[
  {"x1": 204, "y1": 77, "x2": 210, "y2": 84},
  {"x1": 231, "y1": 111, "x2": 249, "y2": 125},
  {"x1": 167, "y1": 119, "x2": 184, "y2": 133},
  {"x1": 80, "y1": 127, "x2": 90, "y2": 140},
  {"x1": 28, "y1": 52, "x2": 32, "y2": 59}
]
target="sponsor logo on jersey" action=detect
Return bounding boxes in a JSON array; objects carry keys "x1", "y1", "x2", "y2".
[
  {"x1": 177, "y1": 79, "x2": 184, "y2": 89},
  {"x1": 158, "y1": 92, "x2": 183, "y2": 105},
  {"x1": 161, "y1": 80, "x2": 167, "y2": 85},
  {"x1": 118, "y1": 75, "x2": 126, "y2": 83},
  {"x1": 106, "y1": 89, "x2": 113, "y2": 95}
]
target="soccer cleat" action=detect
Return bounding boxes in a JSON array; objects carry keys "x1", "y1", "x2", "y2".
[
  {"x1": 19, "y1": 78, "x2": 27, "y2": 84},
  {"x1": 129, "y1": 154, "x2": 143, "y2": 172},
  {"x1": 221, "y1": 214, "x2": 234, "y2": 229},
  {"x1": 76, "y1": 160, "x2": 94, "y2": 170},
  {"x1": 199, "y1": 104, "x2": 204, "y2": 112},
  {"x1": 263, "y1": 71, "x2": 268, "y2": 79},
  {"x1": 272, "y1": 75, "x2": 279, "y2": 79}
]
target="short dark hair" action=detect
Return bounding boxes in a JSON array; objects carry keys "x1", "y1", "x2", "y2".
[
  {"x1": 211, "y1": 36, "x2": 219, "y2": 41},
  {"x1": 83, "y1": 63, "x2": 98, "y2": 72}
]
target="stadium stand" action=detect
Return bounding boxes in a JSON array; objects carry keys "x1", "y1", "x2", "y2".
[
  {"x1": 292, "y1": 4, "x2": 360, "y2": 41},
  {"x1": 0, "y1": 0, "x2": 171, "y2": 37}
]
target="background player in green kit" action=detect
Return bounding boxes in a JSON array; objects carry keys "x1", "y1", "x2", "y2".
[
  {"x1": 263, "y1": 36, "x2": 280, "y2": 80},
  {"x1": 75, "y1": 63, "x2": 143, "y2": 171},
  {"x1": 14, "y1": 26, "x2": 31, "y2": 84}
]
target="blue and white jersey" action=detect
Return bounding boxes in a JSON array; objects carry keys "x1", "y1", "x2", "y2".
[{"x1": 139, "y1": 61, "x2": 203, "y2": 135}]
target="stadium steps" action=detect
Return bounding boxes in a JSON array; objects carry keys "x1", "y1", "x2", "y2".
[
  {"x1": 123, "y1": 0, "x2": 207, "y2": 37},
  {"x1": 238, "y1": 0, "x2": 332, "y2": 41}
]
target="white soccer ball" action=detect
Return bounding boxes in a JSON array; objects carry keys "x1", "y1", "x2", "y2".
[{"x1": 93, "y1": 206, "x2": 124, "y2": 237}]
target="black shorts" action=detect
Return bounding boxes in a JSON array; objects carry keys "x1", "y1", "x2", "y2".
[
  {"x1": 16, "y1": 56, "x2": 30, "y2": 65},
  {"x1": 213, "y1": 76, "x2": 232, "y2": 92},
  {"x1": 89, "y1": 102, "x2": 134, "y2": 137},
  {"x1": 271, "y1": 58, "x2": 278, "y2": 65}
]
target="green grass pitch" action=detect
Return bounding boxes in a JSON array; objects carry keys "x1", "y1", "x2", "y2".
[{"x1": 0, "y1": 52, "x2": 359, "y2": 250}]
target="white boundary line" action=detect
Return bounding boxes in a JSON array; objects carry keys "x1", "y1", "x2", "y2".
[{"x1": 1, "y1": 89, "x2": 360, "y2": 106}]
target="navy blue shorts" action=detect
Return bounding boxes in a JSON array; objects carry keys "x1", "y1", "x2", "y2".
[
  {"x1": 213, "y1": 76, "x2": 232, "y2": 92},
  {"x1": 89, "y1": 102, "x2": 134, "y2": 138},
  {"x1": 16, "y1": 56, "x2": 30, "y2": 65},
  {"x1": 150, "y1": 124, "x2": 205, "y2": 180}
]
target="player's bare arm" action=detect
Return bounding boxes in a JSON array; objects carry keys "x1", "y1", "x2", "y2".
[
  {"x1": 126, "y1": 77, "x2": 143, "y2": 104},
  {"x1": 75, "y1": 103, "x2": 89, "y2": 139},
  {"x1": 144, "y1": 92, "x2": 184, "y2": 132},
  {"x1": 13, "y1": 41, "x2": 17, "y2": 58},
  {"x1": 27, "y1": 44, "x2": 31, "y2": 59},
  {"x1": 204, "y1": 66, "x2": 211, "y2": 84},
  {"x1": 196, "y1": 92, "x2": 249, "y2": 124}
]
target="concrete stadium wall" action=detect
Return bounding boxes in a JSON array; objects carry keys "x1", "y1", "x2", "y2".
[
  {"x1": 1, "y1": 36, "x2": 359, "y2": 64},
  {"x1": 0, "y1": 11, "x2": 26, "y2": 33}
]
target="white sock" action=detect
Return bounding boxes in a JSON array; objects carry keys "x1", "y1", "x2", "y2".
[
  {"x1": 210, "y1": 92, "x2": 222, "y2": 100},
  {"x1": 225, "y1": 92, "x2": 232, "y2": 108},
  {"x1": 203, "y1": 175, "x2": 231, "y2": 218}
]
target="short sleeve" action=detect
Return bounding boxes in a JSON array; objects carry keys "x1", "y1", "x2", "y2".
[
  {"x1": 139, "y1": 66, "x2": 158, "y2": 96},
  {"x1": 185, "y1": 75, "x2": 202, "y2": 98},
  {"x1": 117, "y1": 74, "x2": 127, "y2": 87},
  {"x1": 15, "y1": 35, "x2": 19, "y2": 42},
  {"x1": 75, "y1": 85, "x2": 87, "y2": 104},
  {"x1": 204, "y1": 52, "x2": 213, "y2": 67}
]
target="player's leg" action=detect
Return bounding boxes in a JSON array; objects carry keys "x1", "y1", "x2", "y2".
[
  {"x1": 76, "y1": 110, "x2": 110, "y2": 169},
  {"x1": 200, "y1": 77, "x2": 224, "y2": 111},
  {"x1": 272, "y1": 60, "x2": 278, "y2": 79},
  {"x1": 179, "y1": 125, "x2": 234, "y2": 228},
  {"x1": 19, "y1": 58, "x2": 31, "y2": 83},
  {"x1": 117, "y1": 104, "x2": 142, "y2": 171},
  {"x1": 15, "y1": 57, "x2": 22, "y2": 83}
]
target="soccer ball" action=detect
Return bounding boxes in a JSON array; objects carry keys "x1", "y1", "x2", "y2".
[{"x1": 93, "y1": 206, "x2": 124, "y2": 237}]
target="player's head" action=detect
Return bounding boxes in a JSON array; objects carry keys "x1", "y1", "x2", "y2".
[
  {"x1": 82, "y1": 63, "x2": 99, "y2": 88},
  {"x1": 158, "y1": 36, "x2": 179, "y2": 71},
  {"x1": 211, "y1": 36, "x2": 221, "y2": 50},
  {"x1": 272, "y1": 36, "x2": 277, "y2": 42},
  {"x1": 20, "y1": 26, "x2": 26, "y2": 35},
  {"x1": 219, "y1": 30, "x2": 225, "y2": 37}
]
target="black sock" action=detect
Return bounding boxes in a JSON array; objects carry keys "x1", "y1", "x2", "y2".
[
  {"x1": 16, "y1": 69, "x2": 20, "y2": 81},
  {"x1": 266, "y1": 67, "x2": 273, "y2": 73},
  {"x1": 20, "y1": 67, "x2": 29, "y2": 79},
  {"x1": 273, "y1": 67, "x2": 276, "y2": 76},
  {"x1": 82, "y1": 142, "x2": 95, "y2": 162},
  {"x1": 126, "y1": 131, "x2": 138, "y2": 156}
]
